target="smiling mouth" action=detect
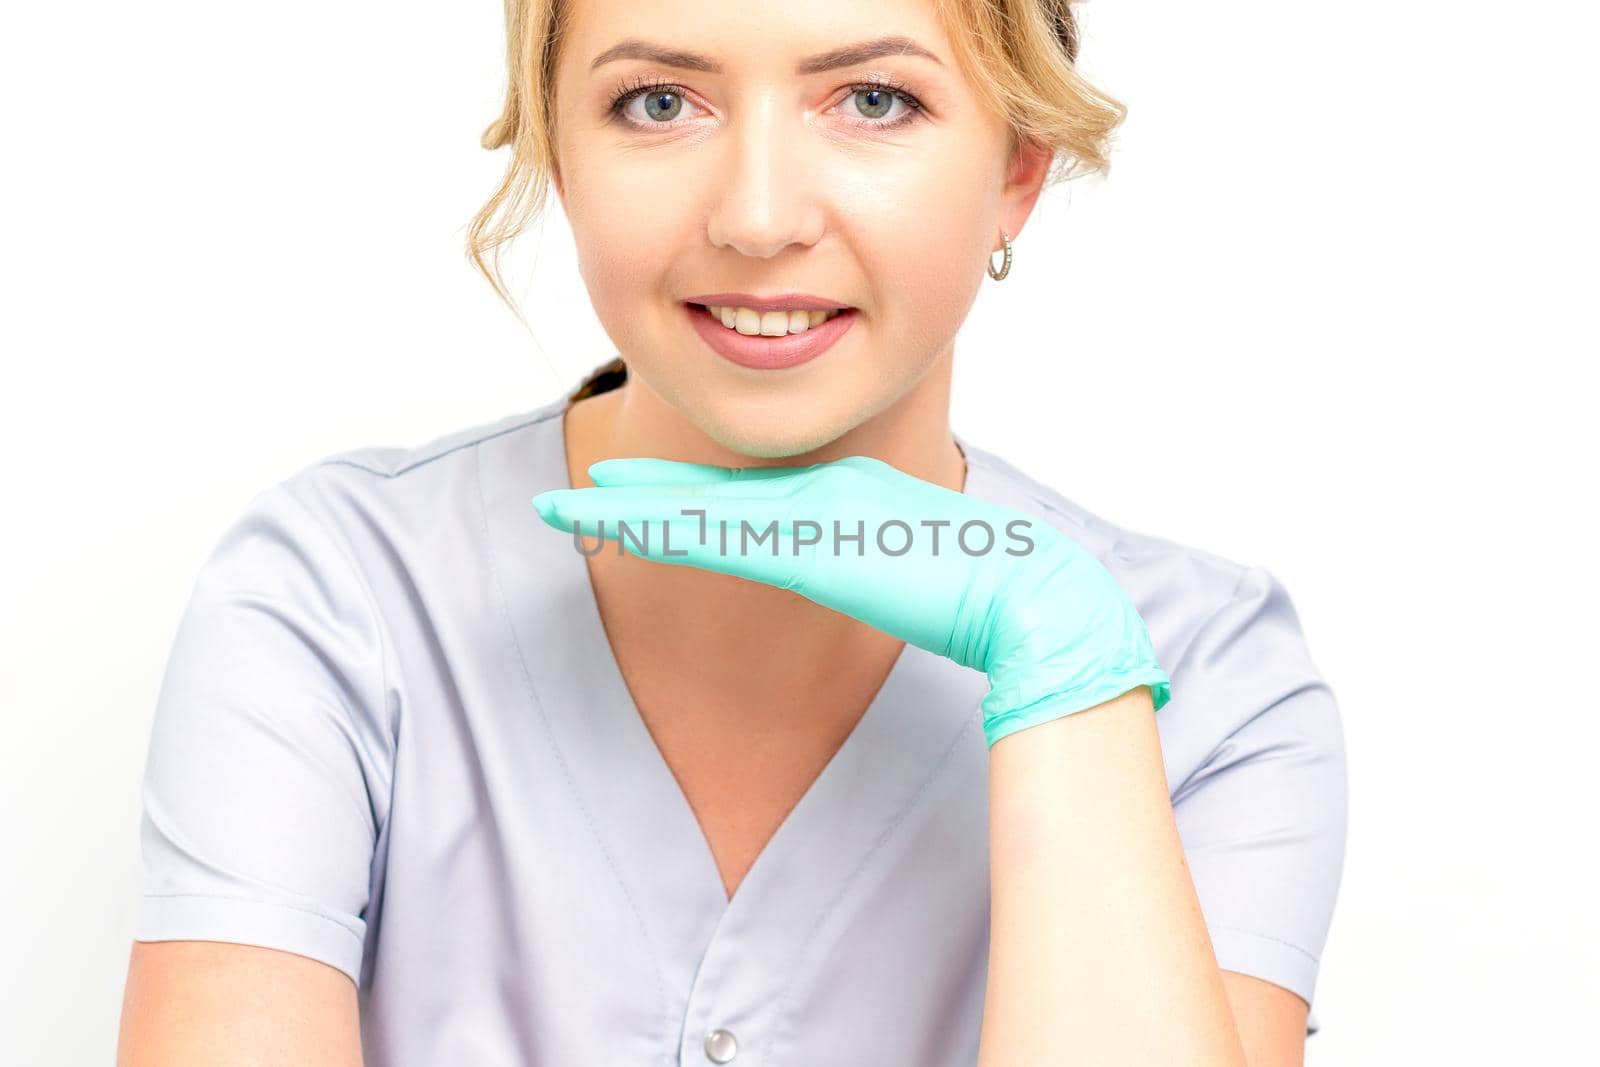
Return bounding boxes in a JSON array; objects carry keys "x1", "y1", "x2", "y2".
[{"x1": 689, "y1": 302, "x2": 853, "y2": 337}]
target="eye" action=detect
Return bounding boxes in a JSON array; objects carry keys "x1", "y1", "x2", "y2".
[
  {"x1": 610, "y1": 81, "x2": 704, "y2": 127},
  {"x1": 840, "y1": 82, "x2": 923, "y2": 128}
]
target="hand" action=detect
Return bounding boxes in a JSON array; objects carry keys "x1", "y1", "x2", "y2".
[{"x1": 531, "y1": 455, "x2": 1170, "y2": 748}]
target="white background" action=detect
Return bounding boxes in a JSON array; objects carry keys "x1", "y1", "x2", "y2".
[{"x1": 2, "y1": 0, "x2": 1595, "y2": 1062}]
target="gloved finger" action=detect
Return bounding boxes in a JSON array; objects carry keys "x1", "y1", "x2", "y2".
[
  {"x1": 534, "y1": 482, "x2": 839, "y2": 600},
  {"x1": 588, "y1": 457, "x2": 804, "y2": 486},
  {"x1": 532, "y1": 482, "x2": 813, "y2": 550},
  {"x1": 535, "y1": 471, "x2": 808, "y2": 525}
]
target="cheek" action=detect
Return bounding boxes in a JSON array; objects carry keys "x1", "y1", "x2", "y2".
[
  {"x1": 562, "y1": 154, "x2": 689, "y2": 322},
  {"x1": 833, "y1": 153, "x2": 994, "y2": 356}
]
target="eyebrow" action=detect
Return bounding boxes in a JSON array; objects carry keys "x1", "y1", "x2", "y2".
[{"x1": 588, "y1": 35, "x2": 944, "y2": 75}]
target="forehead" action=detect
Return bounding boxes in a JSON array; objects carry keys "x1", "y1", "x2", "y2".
[{"x1": 557, "y1": 0, "x2": 953, "y2": 78}]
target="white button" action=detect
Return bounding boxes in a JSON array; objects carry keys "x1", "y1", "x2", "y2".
[{"x1": 704, "y1": 1028, "x2": 738, "y2": 1063}]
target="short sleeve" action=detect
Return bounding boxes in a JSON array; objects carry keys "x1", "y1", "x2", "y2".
[
  {"x1": 1167, "y1": 565, "x2": 1348, "y2": 1037},
  {"x1": 135, "y1": 479, "x2": 396, "y2": 988}
]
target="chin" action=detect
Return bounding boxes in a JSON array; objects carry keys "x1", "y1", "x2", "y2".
[
  {"x1": 650, "y1": 359, "x2": 919, "y2": 461},
  {"x1": 698, "y1": 419, "x2": 847, "y2": 462},
  {"x1": 675, "y1": 397, "x2": 857, "y2": 461}
]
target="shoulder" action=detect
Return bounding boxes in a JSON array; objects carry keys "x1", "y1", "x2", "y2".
[
  {"x1": 957, "y1": 432, "x2": 1343, "y2": 777},
  {"x1": 956, "y1": 434, "x2": 1249, "y2": 623},
  {"x1": 278, "y1": 396, "x2": 569, "y2": 531},
  {"x1": 186, "y1": 396, "x2": 571, "y2": 677}
]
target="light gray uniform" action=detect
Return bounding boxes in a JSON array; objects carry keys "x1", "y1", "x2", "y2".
[{"x1": 136, "y1": 390, "x2": 1347, "y2": 1063}]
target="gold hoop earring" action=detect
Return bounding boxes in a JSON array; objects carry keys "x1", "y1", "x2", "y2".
[{"x1": 987, "y1": 230, "x2": 1013, "y2": 281}]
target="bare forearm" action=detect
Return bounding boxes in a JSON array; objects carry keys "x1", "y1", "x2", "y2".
[{"x1": 977, "y1": 686, "x2": 1247, "y2": 1066}]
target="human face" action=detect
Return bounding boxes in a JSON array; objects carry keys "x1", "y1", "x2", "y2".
[{"x1": 550, "y1": 0, "x2": 1049, "y2": 458}]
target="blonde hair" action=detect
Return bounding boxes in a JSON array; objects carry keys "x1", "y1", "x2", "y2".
[{"x1": 469, "y1": 0, "x2": 1125, "y2": 374}]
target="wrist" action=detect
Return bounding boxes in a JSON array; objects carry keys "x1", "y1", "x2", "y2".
[{"x1": 982, "y1": 669, "x2": 1170, "y2": 749}]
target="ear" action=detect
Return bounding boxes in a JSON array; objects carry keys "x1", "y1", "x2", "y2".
[{"x1": 997, "y1": 136, "x2": 1054, "y2": 244}]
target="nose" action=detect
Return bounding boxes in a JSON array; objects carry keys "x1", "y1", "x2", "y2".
[{"x1": 705, "y1": 93, "x2": 827, "y2": 259}]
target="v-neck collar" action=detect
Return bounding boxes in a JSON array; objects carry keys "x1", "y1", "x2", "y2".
[{"x1": 475, "y1": 393, "x2": 993, "y2": 1025}]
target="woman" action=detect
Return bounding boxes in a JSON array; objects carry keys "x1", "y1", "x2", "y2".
[{"x1": 119, "y1": 0, "x2": 1347, "y2": 1064}]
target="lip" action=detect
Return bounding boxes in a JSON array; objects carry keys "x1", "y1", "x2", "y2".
[
  {"x1": 686, "y1": 301, "x2": 858, "y2": 371},
  {"x1": 682, "y1": 292, "x2": 851, "y2": 313}
]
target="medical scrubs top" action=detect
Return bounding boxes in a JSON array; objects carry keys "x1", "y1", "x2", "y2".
[{"x1": 135, "y1": 388, "x2": 1348, "y2": 1064}]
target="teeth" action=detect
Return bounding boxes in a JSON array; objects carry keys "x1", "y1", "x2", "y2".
[{"x1": 703, "y1": 305, "x2": 845, "y2": 336}]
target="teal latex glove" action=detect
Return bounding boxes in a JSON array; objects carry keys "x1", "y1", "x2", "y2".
[{"x1": 532, "y1": 455, "x2": 1170, "y2": 748}]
